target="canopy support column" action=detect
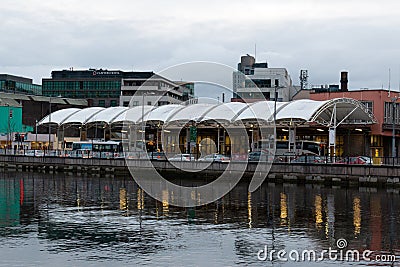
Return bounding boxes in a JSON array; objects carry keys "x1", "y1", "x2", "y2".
[{"x1": 329, "y1": 104, "x2": 337, "y2": 161}]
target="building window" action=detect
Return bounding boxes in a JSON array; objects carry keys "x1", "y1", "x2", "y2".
[
  {"x1": 361, "y1": 101, "x2": 373, "y2": 113},
  {"x1": 110, "y1": 100, "x2": 117, "y2": 107},
  {"x1": 275, "y1": 79, "x2": 279, "y2": 87},
  {"x1": 98, "y1": 100, "x2": 106, "y2": 107},
  {"x1": 371, "y1": 135, "x2": 383, "y2": 147},
  {"x1": 132, "y1": 101, "x2": 139, "y2": 106},
  {"x1": 123, "y1": 101, "x2": 129, "y2": 107},
  {"x1": 147, "y1": 101, "x2": 152, "y2": 105},
  {"x1": 384, "y1": 102, "x2": 400, "y2": 124}
]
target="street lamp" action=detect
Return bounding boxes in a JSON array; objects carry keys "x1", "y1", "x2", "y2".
[
  {"x1": 48, "y1": 96, "x2": 52, "y2": 152},
  {"x1": 391, "y1": 96, "x2": 399, "y2": 158},
  {"x1": 35, "y1": 119, "x2": 38, "y2": 149},
  {"x1": 273, "y1": 85, "x2": 278, "y2": 123},
  {"x1": 141, "y1": 92, "x2": 155, "y2": 153},
  {"x1": 6, "y1": 103, "x2": 10, "y2": 152}
]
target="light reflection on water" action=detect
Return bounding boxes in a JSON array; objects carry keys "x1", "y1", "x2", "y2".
[{"x1": 0, "y1": 171, "x2": 399, "y2": 266}]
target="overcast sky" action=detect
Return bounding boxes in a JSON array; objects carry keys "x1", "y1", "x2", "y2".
[{"x1": 1, "y1": 0, "x2": 400, "y2": 94}]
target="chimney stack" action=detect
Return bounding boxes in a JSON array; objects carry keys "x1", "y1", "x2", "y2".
[{"x1": 340, "y1": 71, "x2": 348, "y2": 91}]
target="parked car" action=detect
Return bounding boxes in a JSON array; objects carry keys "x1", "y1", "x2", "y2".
[
  {"x1": 148, "y1": 151, "x2": 167, "y2": 160},
  {"x1": 25, "y1": 150, "x2": 45, "y2": 157},
  {"x1": 198, "y1": 153, "x2": 230, "y2": 163},
  {"x1": 168, "y1": 154, "x2": 195, "y2": 161},
  {"x1": 335, "y1": 156, "x2": 372, "y2": 165},
  {"x1": 291, "y1": 155, "x2": 325, "y2": 164},
  {"x1": 248, "y1": 151, "x2": 273, "y2": 162}
]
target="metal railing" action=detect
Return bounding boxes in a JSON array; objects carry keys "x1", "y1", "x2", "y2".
[{"x1": 1, "y1": 149, "x2": 400, "y2": 166}]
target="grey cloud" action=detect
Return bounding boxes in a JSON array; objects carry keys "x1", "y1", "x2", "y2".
[{"x1": 0, "y1": 1, "x2": 399, "y2": 91}]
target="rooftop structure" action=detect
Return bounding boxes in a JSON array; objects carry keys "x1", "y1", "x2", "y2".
[
  {"x1": 0, "y1": 74, "x2": 42, "y2": 95},
  {"x1": 232, "y1": 55, "x2": 298, "y2": 103}
]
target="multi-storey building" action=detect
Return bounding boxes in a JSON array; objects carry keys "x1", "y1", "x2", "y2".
[
  {"x1": 120, "y1": 74, "x2": 194, "y2": 107},
  {"x1": 232, "y1": 55, "x2": 297, "y2": 102},
  {"x1": 294, "y1": 71, "x2": 400, "y2": 158},
  {"x1": 42, "y1": 69, "x2": 194, "y2": 107},
  {"x1": 0, "y1": 74, "x2": 42, "y2": 95}
]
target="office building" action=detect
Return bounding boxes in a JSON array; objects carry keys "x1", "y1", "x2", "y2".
[
  {"x1": 120, "y1": 74, "x2": 194, "y2": 107},
  {"x1": 0, "y1": 74, "x2": 42, "y2": 95},
  {"x1": 232, "y1": 54, "x2": 297, "y2": 102},
  {"x1": 42, "y1": 69, "x2": 194, "y2": 107}
]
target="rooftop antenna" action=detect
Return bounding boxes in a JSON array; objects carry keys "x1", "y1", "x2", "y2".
[
  {"x1": 398, "y1": 65, "x2": 400, "y2": 92},
  {"x1": 388, "y1": 68, "x2": 391, "y2": 97}
]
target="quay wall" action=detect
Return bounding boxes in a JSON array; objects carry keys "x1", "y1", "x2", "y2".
[{"x1": 0, "y1": 155, "x2": 399, "y2": 187}]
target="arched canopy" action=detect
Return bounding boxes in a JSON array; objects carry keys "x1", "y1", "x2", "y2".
[
  {"x1": 276, "y1": 99, "x2": 328, "y2": 122},
  {"x1": 200, "y1": 102, "x2": 248, "y2": 123},
  {"x1": 61, "y1": 107, "x2": 105, "y2": 125},
  {"x1": 140, "y1": 104, "x2": 185, "y2": 123},
  {"x1": 85, "y1": 106, "x2": 128, "y2": 125},
  {"x1": 112, "y1": 105, "x2": 154, "y2": 125},
  {"x1": 38, "y1": 108, "x2": 81, "y2": 126},
  {"x1": 164, "y1": 103, "x2": 216, "y2": 124},
  {"x1": 38, "y1": 98, "x2": 376, "y2": 129},
  {"x1": 309, "y1": 98, "x2": 376, "y2": 126},
  {"x1": 235, "y1": 101, "x2": 285, "y2": 123}
]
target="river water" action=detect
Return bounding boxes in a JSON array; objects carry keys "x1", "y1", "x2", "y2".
[{"x1": 0, "y1": 171, "x2": 399, "y2": 266}]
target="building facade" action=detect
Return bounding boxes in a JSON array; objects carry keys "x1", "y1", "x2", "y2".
[
  {"x1": 232, "y1": 55, "x2": 297, "y2": 102},
  {"x1": 120, "y1": 75, "x2": 194, "y2": 107},
  {"x1": 42, "y1": 69, "x2": 194, "y2": 108},
  {"x1": 310, "y1": 89, "x2": 400, "y2": 158},
  {"x1": 0, "y1": 99, "x2": 23, "y2": 148},
  {"x1": 0, "y1": 74, "x2": 42, "y2": 95}
]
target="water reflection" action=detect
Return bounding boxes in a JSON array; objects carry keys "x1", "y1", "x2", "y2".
[
  {"x1": 353, "y1": 197, "x2": 361, "y2": 236},
  {"x1": 315, "y1": 194, "x2": 323, "y2": 228},
  {"x1": 0, "y1": 171, "x2": 399, "y2": 266}
]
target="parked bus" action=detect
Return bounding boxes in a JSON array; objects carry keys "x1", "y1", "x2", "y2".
[{"x1": 71, "y1": 141, "x2": 123, "y2": 158}]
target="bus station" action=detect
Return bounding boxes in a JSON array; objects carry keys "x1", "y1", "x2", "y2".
[{"x1": 37, "y1": 97, "x2": 376, "y2": 161}]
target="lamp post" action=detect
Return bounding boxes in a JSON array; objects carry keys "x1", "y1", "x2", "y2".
[
  {"x1": 141, "y1": 92, "x2": 155, "y2": 153},
  {"x1": 48, "y1": 96, "x2": 52, "y2": 152},
  {"x1": 35, "y1": 119, "x2": 38, "y2": 150},
  {"x1": 274, "y1": 85, "x2": 278, "y2": 123},
  {"x1": 6, "y1": 104, "x2": 10, "y2": 153},
  {"x1": 391, "y1": 97, "x2": 399, "y2": 158}
]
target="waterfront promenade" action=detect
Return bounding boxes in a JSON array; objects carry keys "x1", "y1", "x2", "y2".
[{"x1": 1, "y1": 154, "x2": 399, "y2": 188}]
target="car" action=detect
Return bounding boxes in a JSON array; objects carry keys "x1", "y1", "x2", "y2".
[
  {"x1": 248, "y1": 151, "x2": 273, "y2": 162},
  {"x1": 25, "y1": 150, "x2": 44, "y2": 157},
  {"x1": 335, "y1": 156, "x2": 372, "y2": 165},
  {"x1": 148, "y1": 151, "x2": 166, "y2": 160},
  {"x1": 291, "y1": 155, "x2": 325, "y2": 164},
  {"x1": 198, "y1": 153, "x2": 230, "y2": 163},
  {"x1": 168, "y1": 153, "x2": 195, "y2": 161}
]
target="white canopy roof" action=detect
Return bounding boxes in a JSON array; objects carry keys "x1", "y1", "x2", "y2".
[
  {"x1": 113, "y1": 105, "x2": 154, "y2": 124},
  {"x1": 235, "y1": 101, "x2": 286, "y2": 122},
  {"x1": 38, "y1": 108, "x2": 81, "y2": 126},
  {"x1": 276, "y1": 99, "x2": 328, "y2": 121},
  {"x1": 85, "y1": 106, "x2": 128, "y2": 124},
  {"x1": 164, "y1": 103, "x2": 216, "y2": 123},
  {"x1": 200, "y1": 102, "x2": 248, "y2": 123},
  {"x1": 38, "y1": 98, "x2": 376, "y2": 128},
  {"x1": 140, "y1": 104, "x2": 185, "y2": 123},
  {"x1": 61, "y1": 107, "x2": 105, "y2": 125}
]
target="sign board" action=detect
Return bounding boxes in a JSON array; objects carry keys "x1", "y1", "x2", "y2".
[
  {"x1": 190, "y1": 126, "x2": 197, "y2": 142},
  {"x1": 329, "y1": 128, "x2": 336, "y2": 146}
]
